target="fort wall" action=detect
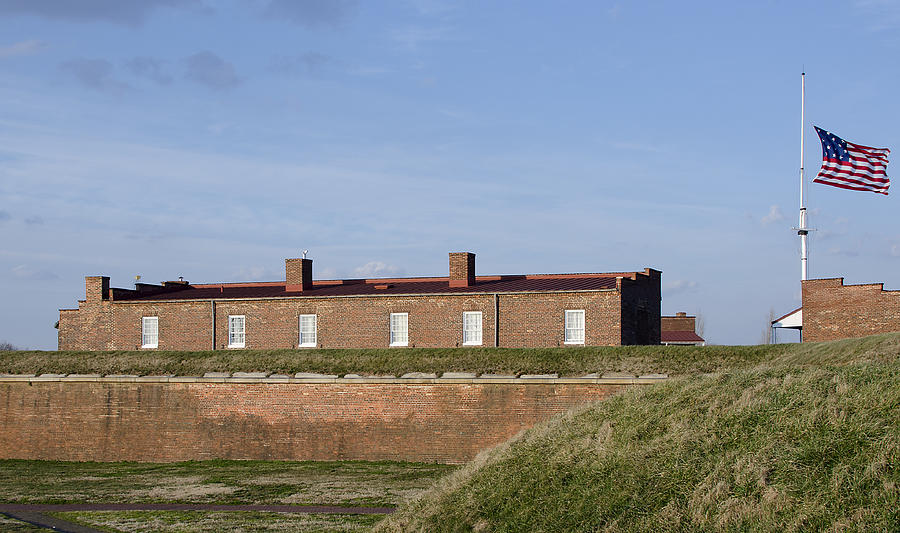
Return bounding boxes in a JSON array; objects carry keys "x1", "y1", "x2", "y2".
[{"x1": 0, "y1": 375, "x2": 661, "y2": 464}]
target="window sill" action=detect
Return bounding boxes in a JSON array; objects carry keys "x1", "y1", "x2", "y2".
[
  {"x1": 227, "y1": 344, "x2": 246, "y2": 349},
  {"x1": 462, "y1": 342, "x2": 482, "y2": 346},
  {"x1": 564, "y1": 341, "x2": 585, "y2": 345},
  {"x1": 298, "y1": 343, "x2": 316, "y2": 348},
  {"x1": 390, "y1": 343, "x2": 409, "y2": 347},
  {"x1": 141, "y1": 345, "x2": 158, "y2": 349}
]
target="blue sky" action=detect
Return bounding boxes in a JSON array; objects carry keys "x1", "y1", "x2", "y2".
[{"x1": 1, "y1": 0, "x2": 899, "y2": 349}]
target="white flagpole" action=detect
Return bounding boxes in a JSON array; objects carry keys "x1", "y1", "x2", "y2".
[{"x1": 798, "y1": 72, "x2": 809, "y2": 281}]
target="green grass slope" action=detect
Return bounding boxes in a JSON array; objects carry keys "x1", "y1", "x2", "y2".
[
  {"x1": 4, "y1": 333, "x2": 900, "y2": 375},
  {"x1": 376, "y1": 337, "x2": 900, "y2": 532}
]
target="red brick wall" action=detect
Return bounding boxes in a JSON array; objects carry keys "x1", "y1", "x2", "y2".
[
  {"x1": 661, "y1": 315, "x2": 695, "y2": 332},
  {"x1": 802, "y1": 277, "x2": 900, "y2": 342},
  {"x1": 60, "y1": 290, "x2": 640, "y2": 350},
  {"x1": 497, "y1": 292, "x2": 621, "y2": 347},
  {"x1": 0, "y1": 380, "x2": 633, "y2": 464},
  {"x1": 60, "y1": 301, "x2": 212, "y2": 351}
]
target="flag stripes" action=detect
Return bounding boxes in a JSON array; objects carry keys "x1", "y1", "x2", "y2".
[{"x1": 813, "y1": 126, "x2": 890, "y2": 195}]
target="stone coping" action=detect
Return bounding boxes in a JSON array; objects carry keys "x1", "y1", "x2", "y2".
[{"x1": 0, "y1": 372, "x2": 667, "y2": 385}]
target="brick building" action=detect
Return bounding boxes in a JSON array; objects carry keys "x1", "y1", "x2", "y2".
[
  {"x1": 800, "y1": 277, "x2": 900, "y2": 342},
  {"x1": 58, "y1": 252, "x2": 661, "y2": 350},
  {"x1": 660, "y1": 312, "x2": 705, "y2": 346}
]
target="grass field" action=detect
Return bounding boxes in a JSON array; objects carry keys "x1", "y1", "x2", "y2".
[
  {"x1": 377, "y1": 336, "x2": 900, "y2": 532},
  {"x1": 0, "y1": 460, "x2": 453, "y2": 532},
  {"x1": 5, "y1": 333, "x2": 900, "y2": 376},
  {"x1": 0, "y1": 514, "x2": 46, "y2": 532},
  {"x1": 50, "y1": 510, "x2": 382, "y2": 533},
  {"x1": 0, "y1": 459, "x2": 454, "y2": 507}
]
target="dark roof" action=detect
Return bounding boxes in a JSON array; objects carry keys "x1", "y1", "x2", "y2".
[
  {"x1": 660, "y1": 330, "x2": 705, "y2": 343},
  {"x1": 113, "y1": 274, "x2": 623, "y2": 302}
]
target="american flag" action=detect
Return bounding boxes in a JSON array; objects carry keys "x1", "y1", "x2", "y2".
[{"x1": 813, "y1": 126, "x2": 890, "y2": 195}]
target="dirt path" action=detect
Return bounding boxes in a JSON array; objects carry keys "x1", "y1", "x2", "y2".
[
  {"x1": 1, "y1": 504, "x2": 395, "y2": 532},
  {"x1": 2, "y1": 511, "x2": 107, "y2": 533},
  {"x1": 0, "y1": 503, "x2": 395, "y2": 514}
]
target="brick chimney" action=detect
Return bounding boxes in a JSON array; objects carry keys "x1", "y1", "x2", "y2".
[
  {"x1": 285, "y1": 257, "x2": 313, "y2": 292},
  {"x1": 449, "y1": 252, "x2": 475, "y2": 288},
  {"x1": 85, "y1": 276, "x2": 110, "y2": 302}
]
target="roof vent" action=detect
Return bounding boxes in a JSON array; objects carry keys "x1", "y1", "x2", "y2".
[{"x1": 374, "y1": 284, "x2": 393, "y2": 290}]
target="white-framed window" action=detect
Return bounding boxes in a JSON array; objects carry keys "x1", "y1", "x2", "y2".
[
  {"x1": 299, "y1": 314, "x2": 317, "y2": 347},
  {"x1": 565, "y1": 310, "x2": 585, "y2": 345},
  {"x1": 390, "y1": 312, "x2": 408, "y2": 346},
  {"x1": 228, "y1": 315, "x2": 245, "y2": 348},
  {"x1": 141, "y1": 316, "x2": 158, "y2": 348},
  {"x1": 463, "y1": 311, "x2": 482, "y2": 346}
]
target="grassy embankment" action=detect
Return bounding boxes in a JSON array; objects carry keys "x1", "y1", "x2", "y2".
[
  {"x1": 376, "y1": 334, "x2": 900, "y2": 532},
  {"x1": 6, "y1": 334, "x2": 900, "y2": 376},
  {"x1": 3, "y1": 335, "x2": 899, "y2": 531}
]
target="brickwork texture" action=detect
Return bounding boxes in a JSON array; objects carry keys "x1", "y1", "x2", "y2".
[
  {"x1": 0, "y1": 381, "x2": 630, "y2": 464},
  {"x1": 802, "y1": 277, "x2": 900, "y2": 342}
]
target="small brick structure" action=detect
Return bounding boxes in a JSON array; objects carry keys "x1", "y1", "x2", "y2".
[
  {"x1": 59, "y1": 252, "x2": 661, "y2": 350},
  {"x1": 660, "y1": 312, "x2": 705, "y2": 345},
  {"x1": 0, "y1": 375, "x2": 663, "y2": 464},
  {"x1": 802, "y1": 277, "x2": 900, "y2": 342}
]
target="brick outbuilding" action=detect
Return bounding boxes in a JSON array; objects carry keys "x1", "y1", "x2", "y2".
[
  {"x1": 801, "y1": 277, "x2": 900, "y2": 342},
  {"x1": 59, "y1": 252, "x2": 661, "y2": 350}
]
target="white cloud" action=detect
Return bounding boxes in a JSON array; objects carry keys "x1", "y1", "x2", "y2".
[
  {"x1": 391, "y1": 26, "x2": 453, "y2": 50},
  {"x1": 230, "y1": 266, "x2": 281, "y2": 282},
  {"x1": 60, "y1": 58, "x2": 130, "y2": 92},
  {"x1": 353, "y1": 261, "x2": 402, "y2": 278},
  {"x1": 663, "y1": 279, "x2": 698, "y2": 294},
  {"x1": 264, "y1": 0, "x2": 356, "y2": 28},
  {"x1": 761, "y1": 205, "x2": 785, "y2": 225},
  {"x1": 11, "y1": 264, "x2": 58, "y2": 281},
  {"x1": 184, "y1": 51, "x2": 241, "y2": 90},
  {"x1": 0, "y1": 0, "x2": 204, "y2": 26},
  {"x1": 0, "y1": 39, "x2": 47, "y2": 58}
]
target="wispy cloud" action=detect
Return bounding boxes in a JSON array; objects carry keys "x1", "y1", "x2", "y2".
[
  {"x1": 184, "y1": 51, "x2": 241, "y2": 90},
  {"x1": 264, "y1": 0, "x2": 356, "y2": 28},
  {"x1": 60, "y1": 58, "x2": 130, "y2": 92},
  {"x1": 391, "y1": 26, "x2": 453, "y2": 50},
  {"x1": 0, "y1": 210, "x2": 11, "y2": 223},
  {"x1": 827, "y1": 246, "x2": 859, "y2": 257},
  {"x1": 11, "y1": 264, "x2": 58, "y2": 281},
  {"x1": 0, "y1": 39, "x2": 48, "y2": 58},
  {"x1": 0, "y1": 0, "x2": 206, "y2": 27},
  {"x1": 270, "y1": 52, "x2": 336, "y2": 76},
  {"x1": 609, "y1": 141, "x2": 667, "y2": 154},
  {"x1": 230, "y1": 266, "x2": 281, "y2": 282},
  {"x1": 761, "y1": 205, "x2": 785, "y2": 225},
  {"x1": 854, "y1": 0, "x2": 900, "y2": 31},
  {"x1": 664, "y1": 279, "x2": 698, "y2": 295},
  {"x1": 125, "y1": 56, "x2": 172, "y2": 85},
  {"x1": 24, "y1": 215, "x2": 43, "y2": 226},
  {"x1": 353, "y1": 261, "x2": 403, "y2": 277},
  {"x1": 348, "y1": 65, "x2": 393, "y2": 76},
  {"x1": 406, "y1": 0, "x2": 458, "y2": 16}
]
